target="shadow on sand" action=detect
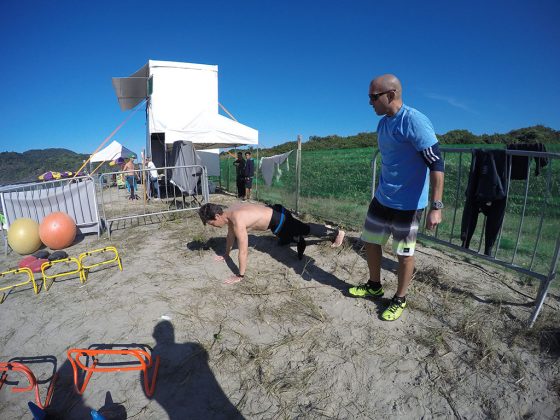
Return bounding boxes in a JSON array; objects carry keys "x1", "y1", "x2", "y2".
[
  {"x1": 143, "y1": 320, "x2": 243, "y2": 419},
  {"x1": 44, "y1": 321, "x2": 242, "y2": 419}
]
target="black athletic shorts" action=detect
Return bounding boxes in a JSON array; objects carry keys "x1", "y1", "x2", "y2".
[{"x1": 268, "y1": 204, "x2": 310, "y2": 245}]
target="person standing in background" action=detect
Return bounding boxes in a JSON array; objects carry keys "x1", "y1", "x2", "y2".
[
  {"x1": 244, "y1": 151, "x2": 255, "y2": 201},
  {"x1": 146, "y1": 157, "x2": 160, "y2": 200},
  {"x1": 122, "y1": 157, "x2": 139, "y2": 200},
  {"x1": 233, "y1": 152, "x2": 246, "y2": 199}
]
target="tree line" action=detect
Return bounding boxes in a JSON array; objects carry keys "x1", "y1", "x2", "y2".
[
  {"x1": 0, "y1": 149, "x2": 89, "y2": 186},
  {"x1": 245, "y1": 125, "x2": 560, "y2": 157},
  {"x1": 1, "y1": 125, "x2": 558, "y2": 185}
]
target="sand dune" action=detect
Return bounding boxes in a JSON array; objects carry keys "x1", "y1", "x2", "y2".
[{"x1": 1, "y1": 194, "x2": 558, "y2": 419}]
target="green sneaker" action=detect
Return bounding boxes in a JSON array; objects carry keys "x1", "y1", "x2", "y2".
[
  {"x1": 348, "y1": 283, "x2": 384, "y2": 298},
  {"x1": 381, "y1": 296, "x2": 407, "y2": 321}
]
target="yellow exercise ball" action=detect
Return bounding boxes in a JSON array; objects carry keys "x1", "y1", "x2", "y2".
[{"x1": 7, "y1": 218, "x2": 43, "y2": 255}]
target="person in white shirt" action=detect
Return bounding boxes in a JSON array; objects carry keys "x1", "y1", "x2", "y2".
[{"x1": 146, "y1": 157, "x2": 160, "y2": 200}]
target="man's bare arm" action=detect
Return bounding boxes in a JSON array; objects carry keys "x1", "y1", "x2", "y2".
[
  {"x1": 224, "y1": 223, "x2": 236, "y2": 256},
  {"x1": 426, "y1": 171, "x2": 444, "y2": 230},
  {"x1": 233, "y1": 222, "x2": 249, "y2": 276}
]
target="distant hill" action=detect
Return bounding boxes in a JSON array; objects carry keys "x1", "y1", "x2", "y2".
[
  {"x1": 246, "y1": 125, "x2": 560, "y2": 157},
  {"x1": 2, "y1": 126, "x2": 559, "y2": 185},
  {"x1": 0, "y1": 148, "x2": 89, "y2": 186}
]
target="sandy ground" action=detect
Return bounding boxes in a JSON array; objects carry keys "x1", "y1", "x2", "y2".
[{"x1": 1, "y1": 193, "x2": 559, "y2": 419}]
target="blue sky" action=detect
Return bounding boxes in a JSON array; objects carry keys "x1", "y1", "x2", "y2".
[{"x1": 1, "y1": 0, "x2": 559, "y2": 155}]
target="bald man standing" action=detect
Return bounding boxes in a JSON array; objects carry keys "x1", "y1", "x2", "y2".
[{"x1": 348, "y1": 74, "x2": 445, "y2": 321}]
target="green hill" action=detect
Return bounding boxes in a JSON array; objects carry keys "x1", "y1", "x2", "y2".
[
  {"x1": 0, "y1": 148, "x2": 90, "y2": 186},
  {"x1": 2, "y1": 126, "x2": 558, "y2": 185},
  {"x1": 246, "y1": 125, "x2": 560, "y2": 157}
]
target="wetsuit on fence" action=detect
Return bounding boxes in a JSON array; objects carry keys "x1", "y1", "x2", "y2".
[
  {"x1": 460, "y1": 149, "x2": 510, "y2": 255},
  {"x1": 506, "y1": 142, "x2": 548, "y2": 180}
]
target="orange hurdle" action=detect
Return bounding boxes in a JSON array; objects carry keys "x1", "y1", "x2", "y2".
[
  {"x1": 67, "y1": 347, "x2": 159, "y2": 397},
  {"x1": 0, "y1": 361, "x2": 57, "y2": 409}
]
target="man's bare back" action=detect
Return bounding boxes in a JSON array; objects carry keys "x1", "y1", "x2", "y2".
[{"x1": 225, "y1": 203, "x2": 273, "y2": 232}]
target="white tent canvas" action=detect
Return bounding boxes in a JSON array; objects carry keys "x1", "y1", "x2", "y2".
[
  {"x1": 90, "y1": 140, "x2": 137, "y2": 163},
  {"x1": 112, "y1": 60, "x2": 258, "y2": 152},
  {"x1": 162, "y1": 112, "x2": 258, "y2": 149}
]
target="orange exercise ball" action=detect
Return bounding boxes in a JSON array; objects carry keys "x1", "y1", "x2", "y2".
[
  {"x1": 39, "y1": 212, "x2": 77, "y2": 250},
  {"x1": 7, "y1": 218, "x2": 43, "y2": 255}
]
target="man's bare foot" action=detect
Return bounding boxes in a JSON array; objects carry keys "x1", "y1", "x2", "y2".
[
  {"x1": 331, "y1": 230, "x2": 345, "y2": 247},
  {"x1": 224, "y1": 274, "x2": 243, "y2": 284}
]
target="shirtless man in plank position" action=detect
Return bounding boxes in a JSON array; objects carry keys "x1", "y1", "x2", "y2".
[{"x1": 198, "y1": 203, "x2": 345, "y2": 284}]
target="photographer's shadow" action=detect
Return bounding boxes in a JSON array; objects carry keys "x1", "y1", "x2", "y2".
[{"x1": 145, "y1": 320, "x2": 243, "y2": 420}]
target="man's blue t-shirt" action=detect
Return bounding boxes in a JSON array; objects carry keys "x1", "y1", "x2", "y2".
[{"x1": 375, "y1": 104, "x2": 438, "y2": 210}]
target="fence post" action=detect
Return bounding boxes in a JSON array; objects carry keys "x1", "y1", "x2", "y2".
[
  {"x1": 226, "y1": 156, "x2": 230, "y2": 192},
  {"x1": 295, "y1": 135, "x2": 302, "y2": 213},
  {"x1": 529, "y1": 233, "x2": 560, "y2": 327},
  {"x1": 255, "y1": 147, "x2": 259, "y2": 201},
  {"x1": 141, "y1": 148, "x2": 147, "y2": 203}
]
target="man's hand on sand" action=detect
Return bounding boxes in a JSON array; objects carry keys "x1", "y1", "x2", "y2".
[
  {"x1": 224, "y1": 274, "x2": 243, "y2": 284},
  {"x1": 331, "y1": 230, "x2": 345, "y2": 247},
  {"x1": 214, "y1": 255, "x2": 227, "y2": 262}
]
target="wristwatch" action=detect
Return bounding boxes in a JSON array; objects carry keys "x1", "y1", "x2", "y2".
[{"x1": 431, "y1": 200, "x2": 444, "y2": 210}]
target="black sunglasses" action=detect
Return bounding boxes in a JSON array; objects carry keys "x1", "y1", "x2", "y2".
[{"x1": 369, "y1": 89, "x2": 396, "y2": 102}]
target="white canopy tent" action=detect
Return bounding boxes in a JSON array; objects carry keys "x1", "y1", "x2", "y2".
[
  {"x1": 111, "y1": 60, "x2": 258, "y2": 153},
  {"x1": 90, "y1": 140, "x2": 137, "y2": 163}
]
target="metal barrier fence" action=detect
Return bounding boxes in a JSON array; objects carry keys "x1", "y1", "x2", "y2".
[
  {"x1": 1, "y1": 176, "x2": 101, "y2": 254},
  {"x1": 98, "y1": 165, "x2": 209, "y2": 237},
  {"x1": 372, "y1": 147, "x2": 560, "y2": 327}
]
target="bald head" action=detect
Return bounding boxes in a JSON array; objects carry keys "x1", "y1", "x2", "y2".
[
  {"x1": 370, "y1": 74, "x2": 402, "y2": 99},
  {"x1": 369, "y1": 74, "x2": 403, "y2": 116}
]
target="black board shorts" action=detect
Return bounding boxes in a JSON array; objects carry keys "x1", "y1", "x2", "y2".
[{"x1": 268, "y1": 204, "x2": 310, "y2": 244}]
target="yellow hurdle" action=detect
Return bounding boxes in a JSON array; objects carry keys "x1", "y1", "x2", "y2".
[
  {"x1": 78, "y1": 246, "x2": 122, "y2": 281},
  {"x1": 41, "y1": 258, "x2": 83, "y2": 292},
  {"x1": 0, "y1": 267, "x2": 38, "y2": 304}
]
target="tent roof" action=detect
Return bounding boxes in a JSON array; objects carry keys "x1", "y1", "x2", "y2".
[
  {"x1": 163, "y1": 112, "x2": 258, "y2": 149},
  {"x1": 90, "y1": 140, "x2": 136, "y2": 162}
]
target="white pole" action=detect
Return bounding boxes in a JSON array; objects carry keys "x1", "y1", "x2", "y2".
[{"x1": 295, "y1": 135, "x2": 302, "y2": 213}]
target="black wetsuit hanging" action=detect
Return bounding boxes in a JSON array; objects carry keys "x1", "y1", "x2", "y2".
[
  {"x1": 506, "y1": 142, "x2": 548, "y2": 180},
  {"x1": 460, "y1": 149, "x2": 510, "y2": 256}
]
